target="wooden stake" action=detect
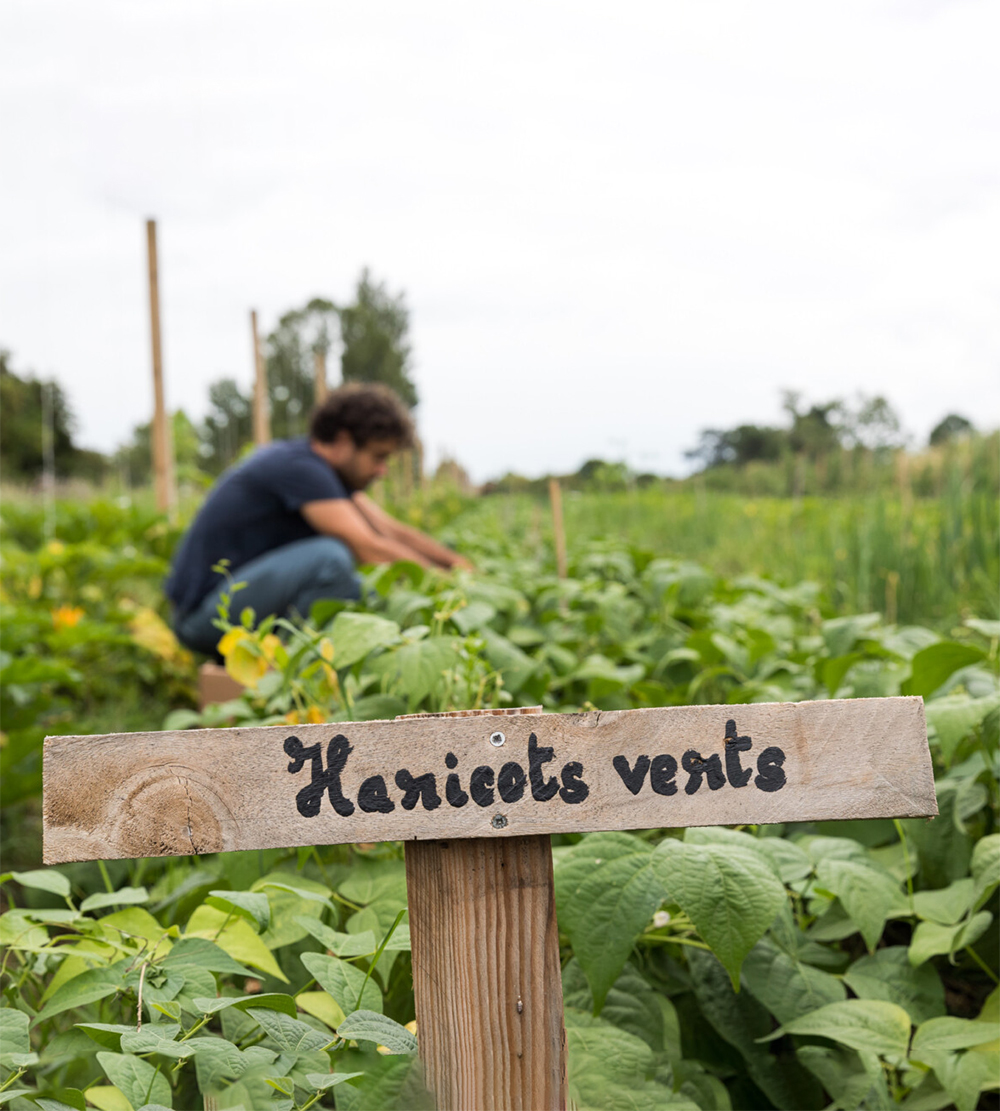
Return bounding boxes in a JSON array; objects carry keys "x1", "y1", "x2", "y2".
[
  {"x1": 145, "y1": 219, "x2": 176, "y2": 513},
  {"x1": 314, "y1": 348, "x2": 327, "y2": 405},
  {"x1": 404, "y1": 707, "x2": 566, "y2": 1111},
  {"x1": 251, "y1": 310, "x2": 270, "y2": 445},
  {"x1": 548, "y1": 478, "x2": 567, "y2": 579}
]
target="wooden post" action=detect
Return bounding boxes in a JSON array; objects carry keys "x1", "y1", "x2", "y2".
[
  {"x1": 145, "y1": 219, "x2": 176, "y2": 514},
  {"x1": 548, "y1": 478, "x2": 567, "y2": 579},
  {"x1": 403, "y1": 707, "x2": 566, "y2": 1111},
  {"x1": 251, "y1": 310, "x2": 270, "y2": 445},
  {"x1": 314, "y1": 348, "x2": 328, "y2": 405}
]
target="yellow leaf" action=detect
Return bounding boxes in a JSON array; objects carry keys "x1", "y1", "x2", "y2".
[
  {"x1": 260, "y1": 634, "x2": 283, "y2": 664},
  {"x1": 305, "y1": 705, "x2": 326, "y2": 724},
  {"x1": 85, "y1": 1085, "x2": 133, "y2": 1111},
  {"x1": 319, "y1": 637, "x2": 335, "y2": 663},
  {"x1": 297, "y1": 990, "x2": 345, "y2": 1030},
  {"x1": 185, "y1": 905, "x2": 287, "y2": 982},
  {"x1": 97, "y1": 908, "x2": 175, "y2": 960},
  {"x1": 217, "y1": 628, "x2": 244, "y2": 658},
  {"x1": 225, "y1": 639, "x2": 268, "y2": 688},
  {"x1": 128, "y1": 606, "x2": 191, "y2": 666},
  {"x1": 285, "y1": 710, "x2": 301, "y2": 724},
  {"x1": 47, "y1": 540, "x2": 66, "y2": 555}
]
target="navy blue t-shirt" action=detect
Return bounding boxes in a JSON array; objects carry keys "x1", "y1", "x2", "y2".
[{"x1": 166, "y1": 438, "x2": 350, "y2": 616}]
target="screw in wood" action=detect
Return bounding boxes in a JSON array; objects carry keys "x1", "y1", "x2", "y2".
[
  {"x1": 491, "y1": 813, "x2": 508, "y2": 829},
  {"x1": 489, "y1": 731, "x2": 506, "y2": 747}
]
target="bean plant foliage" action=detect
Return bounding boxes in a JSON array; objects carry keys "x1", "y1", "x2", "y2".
[{"x1": 1, "y1": 500, "x2": 998, "y2": 1110}]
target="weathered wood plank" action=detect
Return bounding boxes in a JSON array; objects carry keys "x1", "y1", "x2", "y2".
[
  {"x1": 43, "y1": 697, "x2": 936, "y2": 864},
  {"x1": 407, "y1": 835, "x2": 566, "y2": 1110}
]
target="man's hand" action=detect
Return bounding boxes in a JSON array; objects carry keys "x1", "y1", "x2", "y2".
[
  {"x1": 301, "y1": 498, "x2": 433, "y2": 567},
  {"x1": 353, "y1": 493, "x2": 474, "y2": 572}
]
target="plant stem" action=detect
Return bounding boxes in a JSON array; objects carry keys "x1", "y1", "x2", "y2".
[
  {"x1": 966, "y1": 945, "x2": 999, "y2": 984},
  {"x1": 98, "y1": 859, "x2": 114, "y2": 894}
]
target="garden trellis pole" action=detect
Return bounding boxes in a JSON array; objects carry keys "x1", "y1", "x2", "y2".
[
  {"x1": 549, "y1": 478, "x2": 567, "y2": 578},
  {"x1": 314, "y1": 347, "x2": 328, "y2": 404},
  {"x1": 145, "y1": 219, "x2": 176, "y2": 514},
  {"x1": 44, "y1": 696, "x2": 936, "y2": 1111}
]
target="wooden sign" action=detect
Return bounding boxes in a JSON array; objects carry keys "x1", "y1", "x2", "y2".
[{"x1": 42, "y1": 697, "x2": 935, "y2": 865}]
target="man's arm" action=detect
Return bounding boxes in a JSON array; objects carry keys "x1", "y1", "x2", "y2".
[
  {"x1": 353, "y1": 493, "x2": 473, "y2": 571},
  {"x1": 300, "y1": 498, "x2": 435, "y2": 567}
]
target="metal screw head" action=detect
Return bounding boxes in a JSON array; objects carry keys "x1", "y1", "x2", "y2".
[
  {"x1": 489, "y1": 731, "x2": 506, "y2": 747},
  {"x1": 491, "y1": 813, "x2": 508, "y2": 830}
]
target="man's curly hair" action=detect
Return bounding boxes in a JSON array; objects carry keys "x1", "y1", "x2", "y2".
[{"x1": 309, "y1": 383, "x2": 415, "y2": 448}]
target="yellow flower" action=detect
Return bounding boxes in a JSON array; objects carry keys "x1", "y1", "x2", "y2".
[
  {"x1": 319, "y1": 637, "x2": 335, "y2": 663},
  {"x1": 52, "y1": 605, "x2": 84, "y2": 630},
  {"x1": 46, "y1": 540, "x2": 65, "y2": 555},
  {"x1": 305, "y1": 705, "x2": 325, "y2": 724},
  {"x1": 260, "y1": 634, "x2": 283, "y2": 665},
  {"x1": 217, "y1": 628, "x2": 245, "y2": 658}
]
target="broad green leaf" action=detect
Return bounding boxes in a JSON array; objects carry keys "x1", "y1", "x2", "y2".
[
  {"x1": 338, "y1": 857, "x2": 407, "y2": 906},
  {"x1": 933, "y1": 1047, "x2": 1000, "y2": 1111},
  {"x1": 966, "y1": 618, "x2": 1000, "y2": 638},
  {"x1": 971, "y1": 833, "x2": 1000, "y2": 910},
  {"x1": 8, "y1": 868, "x2": 71, "y2": 898},
  {"x1": 925, "y1": 693, "x2": 1000, "y2": 764},
  {"x1": 80, "y1": 887, "x2": 150, "y2": 914},
  {"x1": 206, "y1": 889, "x2": 271, "y2": 932},
  {"x1": 32, "y1": 1089, "x2": 88, "y2": 1111},
  {"x1": 245, "y1": 1007, "x2": 333, "y2": 1053},
  {"x1": 564, "y1": 1010, "x2": 693, "y2": 1110},
  {"x1": 187, "y1": 1035, "x2": 275, "y2": 1089},
  {"x1": 760, "y1": 1000, "x2": 912, "y2": 1059},
  {"x1": 369, "y1": 635, "x2": 463, "y2": 708},
  {"x1": 796, "y1": 1045, "x2": 889, "y2": 1111},
  {"x1": 76, "y1": 1024, "x2": 137, "y2": 1051},
  {"x1": 562, "y1": 959, "x2": 664, "y2": 1051},
  {"x1": 96, "y1": 1051, "x2": 173, "y2": 1109},
  {"x1": 902, "y1": 642, "x2": 985, "y2": 697},
  {"x1": 305, "y1": 1072, "x2": 365, "y2": 1090},
  {"x1": 909, "y1": 911, "x2": 993, "y2": 966},
  {"x1": 0, "y1": 1094, "x2": 33, "y2": 1107},
  {"x1": 843, "y1": 947, "x2": 946, "y2": 1025},
  {"x1": 191, "y1": 993, "x2": 298, "y2": 1017},
  {"x1": 815, "y1": 858, "x2": 907, "y2": 951},
  {"x1": 33, "y1": 958, "x2": 132, "y2": 1024},
  {"x1": 554, "y1": 832, "x2": 665, "y2": 1009},
  {"x1": 913, "y1": 878, "x2": 975, "y2": 925},
  {"x1": 912, "y1": 1016, "x2": 998, "y2": 1060},
  {"x1": 450, "y1": 600, "x2": 496, "y2": 635},
  {"x1": 651, "y1": 838, "x2": 784, "y2": 988},
  {"x1": 120, "y1": 1027, "x2": 194, "y2": 1058},
  {"x1": 254, "y1": 873, "x2": 334, "y2": 949},
  {"x1": 328, "y1": 612, "x2": 401, "y2": 669},
  {"x1": 755, "y1": 837, "x2": 813, "y2": 884},
  {"x1": 479, "y1": 627, "x2": 538, "y2": 693},
  {"x1": 0, "y1": 1007, "x2": 30, "y2": 1057},
  {"x1": 741, "y1": 937, "x2": 846, "y2": 1023},
  {"x1": 160, "y1": 936, "x2": 254, "y2": 977},
  {"x1": 300, "y1": 952, "x2": 383, "y2": 1014},
  {"x1": 337, "y1": 1010, "x2": 418, "y2": 1054},
  {"x1": 185, "y1": 904, "x2": 287, "y2": 981},
  {"x1": 686, "y1": 948, "x2": 825, "y2": 1111},
  {"x1": 295, "y1": 915, "x2": 377, "y2": 957}
]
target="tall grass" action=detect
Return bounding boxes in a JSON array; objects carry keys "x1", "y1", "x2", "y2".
[{"x1": 457, "y1": 478, "x2": 998, "y2": 629}]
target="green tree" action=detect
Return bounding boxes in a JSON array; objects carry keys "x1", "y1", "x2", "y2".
[
  {"x1": 929, "y1": 413, "x2": 974, "y2": 446},
  {"x1": 199, "y1": 378, "x2": 254, "y2": 473},
  {"x1": 339, "y1": 269, "x2": 417, "y2": 407},
  {"x1": 0, "y1": 350, "x2": 104, "y2": 481},
  {"x1": 265, "y1": 299, "x2": 339, "y2": 439}
]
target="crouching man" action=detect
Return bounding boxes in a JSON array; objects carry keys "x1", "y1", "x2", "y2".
[{"x1": 166, "y1": 383, "x2": 470, "y2": 656}]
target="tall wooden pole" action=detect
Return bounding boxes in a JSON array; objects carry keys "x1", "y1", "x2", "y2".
[
  {"x1": 404, "y1": 707, "x2": 567, "y2": 1111},
  {"x1": 548, "y1": 478, "x2": 567, "y2": 579},
  {"x1": 145, "y1": 219, "x2": 176, "y2": 514},
  {"x1": 251, "y1": 310, "x2": 270, "y2": 445},
  {"x1": 313, "y1": 348, "x2": 327, "y2": 405}
]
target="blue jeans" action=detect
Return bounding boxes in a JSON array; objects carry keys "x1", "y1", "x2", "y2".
[{"x1": 174, "y1": 536, "x2": 361, "y2": 656}]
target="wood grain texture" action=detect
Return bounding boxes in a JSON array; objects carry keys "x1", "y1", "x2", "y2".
[
  {"x1": 43, "y1": 696, "x2": 936, "y2": 864},
  {"x1": 407, "y1": 834, "x2": 566, "y2": 1110}
]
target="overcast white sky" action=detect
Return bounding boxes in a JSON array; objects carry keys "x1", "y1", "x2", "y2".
[{"x1": 2, "y1": 0, "x2": 998, "y2": 480}]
